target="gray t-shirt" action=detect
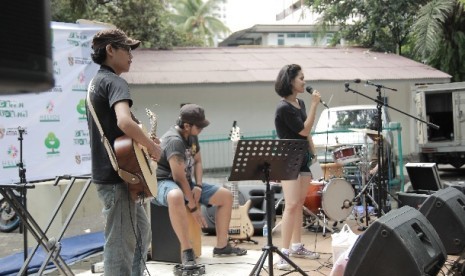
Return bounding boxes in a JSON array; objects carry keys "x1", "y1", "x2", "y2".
[
  {"x1": 86, "y1": 65, "x2": 133, "y2": 184},
  {"x1": 156, "y1": 126, "x2": 200, "y2": 185}
]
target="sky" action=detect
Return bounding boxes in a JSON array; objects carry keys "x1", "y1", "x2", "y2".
[{"x1": 224, "y1": 0, "x2": 316, "y2": 33}]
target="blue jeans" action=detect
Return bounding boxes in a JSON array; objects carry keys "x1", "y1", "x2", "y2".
[
  {"x1": 154, "y1": 179, "x2": 219, "y2": 206},
  {"x1": 95, "y1": 183, "x2": 151, "y2": 276}
]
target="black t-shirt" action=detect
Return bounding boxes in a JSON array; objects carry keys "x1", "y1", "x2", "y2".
[
  {"x1": 156, "y1": 126, "x2": 200, "y2": 184},
  {"x1": 86, "y1": 65, "x2": 133, "y2": 184},
  {"x1": 274, "y1": 98, "x2": 307, "y2": 140}
]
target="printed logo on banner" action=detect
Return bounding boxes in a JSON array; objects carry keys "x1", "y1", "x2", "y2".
[
  {"x1": 40, "y1": 100, "x2": 60, "y2": 122},
  {"x1": 67, "y1": 32, "x2": 90, "y2": 47},
  {"x1": 68, "y1": 54, "x2": 92, "y2": 67},
  {"x1": 44, "y1": 132, "x2": 61, "y2": 156},
  {"x1": 72, "y1": 71, "x2": 87, "y2": 92},
  {"x1": 0, "y1": 100, "x2": 28, "y2": 118},
  {"x1": 75, "y1": 153, "x2": 91, "y2": 165},
  {"x1": 77, "y1": 99, "x2": 87, "y2": 121},
  {"x1": 2, "y1": 145, "x2": 19, "y2": 169},
  {"x1": 0, "y1": 124, "x2": 4, "y2": 139},
  {"x1": 74, "y1": 129, "x2": 89, "y2": 146}
]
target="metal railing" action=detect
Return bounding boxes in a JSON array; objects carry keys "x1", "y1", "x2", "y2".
[{"x1": 199, "y1": 127, "x2": 404, "y2": 188}]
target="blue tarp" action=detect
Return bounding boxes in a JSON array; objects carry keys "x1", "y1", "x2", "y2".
[{"x1": 0, "y1": 231, "x2": 104, "y2": 275}]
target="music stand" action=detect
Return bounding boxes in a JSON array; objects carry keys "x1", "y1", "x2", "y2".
[{"x1": 229, "y1": 139, "x2": 309, "y2": 276}]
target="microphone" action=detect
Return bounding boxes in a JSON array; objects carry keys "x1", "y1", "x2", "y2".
[
  {"x1": 344, "y1": 82, "x2": 350, "y2": 92},
  {"x1": 306, "y1": 86, "x2": 329, "y2": 108}
]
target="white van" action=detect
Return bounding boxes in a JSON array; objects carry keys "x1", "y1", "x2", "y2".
[{"x1": 312, "y1": 105, "x2": 396, "y2": 186}]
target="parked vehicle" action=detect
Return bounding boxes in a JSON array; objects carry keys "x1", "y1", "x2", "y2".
[
  {"x1": 312, "y1": 105, "x2": 397, "y2": 188},
  {"x1": 414, "y1": 82, "x2": 465, "y2": 168},
  {"x1": 0, "y1": 189, "x2": 21, "y2": 232}
]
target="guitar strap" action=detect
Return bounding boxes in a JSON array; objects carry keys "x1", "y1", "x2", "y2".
[{"x1": 86, "y1": 82, "x2": 139, "y2": 185}]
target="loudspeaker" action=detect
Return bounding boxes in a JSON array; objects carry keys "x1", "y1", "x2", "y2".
[
  {"x1": 344, "y1": 206, "x2": 446, "y2": 276},
  {"x1": 419, "y1": 187, "x2": 465, "y2": 255},
  {"x1": 0, "y1": 0, "x2": 54, "y2": 93},
  {"x1": 150, "y1": 203, "x2": 201, "y2": 263}
]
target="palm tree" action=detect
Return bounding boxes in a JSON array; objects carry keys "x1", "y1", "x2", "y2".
[
  {"x1": 169, "y1": 0, "x2": 230, "y2": 46},
  {"x1": 412, "y1": 0, "x2": 465, "y2": 81}
]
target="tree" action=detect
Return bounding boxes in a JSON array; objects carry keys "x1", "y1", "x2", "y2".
[
  {"x1": 412, "y1": 0, "x2": 465, "y2": 81},
  {"x1": 306, "y1": 0, "x2": 428, "y2": 55},
  {"x1": 169, "y1": 0, "x2": 230, "y2": 46},
  {"x1": 51, "y1": 0, "x2": 202, "y2": 49}
]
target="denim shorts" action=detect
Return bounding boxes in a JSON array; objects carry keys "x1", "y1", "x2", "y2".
[{"x1": 154, "y1": 179, "x2": 219, "y2": 207}]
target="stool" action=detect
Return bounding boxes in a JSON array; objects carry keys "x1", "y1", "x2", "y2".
[{"x1": 150, "y1": 203, "x2": 201, "y2": 263}]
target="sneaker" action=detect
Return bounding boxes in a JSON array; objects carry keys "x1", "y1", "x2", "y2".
[
  {"x1": 213, "y1": 244, "x2": 247, "y2": 257},
  {"x1": 275, "y1": 251, "x2": 291, "y2": 271},
  {"x1": 181, "y1": 248, "x2": 196, "y2": 268},
  {"x1": 289, "y1": 244, "x2": 320, "y2": 259}
]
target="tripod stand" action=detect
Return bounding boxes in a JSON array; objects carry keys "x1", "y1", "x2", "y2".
[{"x1": 229, "y1": 139, "x2": 309, "y2": 276}]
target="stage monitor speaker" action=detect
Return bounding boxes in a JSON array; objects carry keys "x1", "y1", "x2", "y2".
[
  {"x1": 419, "y1": 187, "x2": 465, "y2": 255},
  {"x1": 0, "y1": 0, "x2": 54, "y2": 94},
  {"x1": 405, "y1": 163, "x2": 442, "y2": 191},
  {"x1": 344, "y1": 206, "x2": 446, "y2": 276}
]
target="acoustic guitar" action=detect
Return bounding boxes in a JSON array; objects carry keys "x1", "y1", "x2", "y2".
[
  {"x1": 114, "y1": 108, "x2": 158, "y2": 201},
  {"x1": 228, "y1": 121, "x2": 255, "y2": 240}
]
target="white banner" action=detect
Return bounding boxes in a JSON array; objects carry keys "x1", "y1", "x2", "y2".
[{"x1": 0, "y1": 22, "x2": 108, "y2": 184}]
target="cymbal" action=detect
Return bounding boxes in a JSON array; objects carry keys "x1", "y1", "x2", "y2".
[{"x1": 348, "y1": 128, "x2": 383, "y2": 136}]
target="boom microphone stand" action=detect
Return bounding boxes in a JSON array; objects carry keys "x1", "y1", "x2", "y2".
[
  {"x1": 344, "y1": 82, "x2": 439, "y2": 218},
  {"x1": 229, "y1": 139, "x2": 309, "y2": 276}
]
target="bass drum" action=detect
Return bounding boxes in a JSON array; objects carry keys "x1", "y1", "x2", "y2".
[{"x1": 321, "y1": 178, "x2": 355, "y2": 221}]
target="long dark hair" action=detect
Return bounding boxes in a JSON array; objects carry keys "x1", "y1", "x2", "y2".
[{"x1": 275, "y1": 64, "x2": 301, "y2": 97}]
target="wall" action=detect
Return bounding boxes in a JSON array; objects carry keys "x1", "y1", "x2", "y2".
[{"x1": 129, "y1": 78, "x2": 449, "y2": 161}]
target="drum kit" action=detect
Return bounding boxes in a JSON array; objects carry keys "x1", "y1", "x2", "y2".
[{"x1": 303, "y1": 128, "x2": 382, "y2": 234}]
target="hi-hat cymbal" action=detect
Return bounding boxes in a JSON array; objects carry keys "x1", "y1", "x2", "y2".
[{"x1": 348, "y1": 128, "x2": 383, "y2": 136}]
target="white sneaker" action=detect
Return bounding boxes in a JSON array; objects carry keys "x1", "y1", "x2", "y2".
[
  {"x1": 289, "y1": 244, "x2": 320, "y2": 259},
  {"x1": 275, "y1": 251, "x2": 291, "y2": 270}
]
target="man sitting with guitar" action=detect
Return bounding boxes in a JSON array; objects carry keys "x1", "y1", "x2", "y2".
[{"x1": 153, "y1": 104, "x2": 247, "y2": 268}]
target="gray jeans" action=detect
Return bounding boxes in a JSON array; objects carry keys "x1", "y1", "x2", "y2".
[{"x1": 96, "y1": 183, "x2": 151, "y2": 276}]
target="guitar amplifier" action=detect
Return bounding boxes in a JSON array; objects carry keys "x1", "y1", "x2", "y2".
[{"x1": 150, "y1": 203, "x2": 201, "y2": 263}]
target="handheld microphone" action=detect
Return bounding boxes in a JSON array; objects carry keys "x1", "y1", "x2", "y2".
[{"x1": 306, "y1": 86, "x2": 329, "y2": 108}]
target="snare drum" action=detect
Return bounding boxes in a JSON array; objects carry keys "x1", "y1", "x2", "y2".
[{"x1": 333, "y1": 146, "x2": 359, "y2": 164}]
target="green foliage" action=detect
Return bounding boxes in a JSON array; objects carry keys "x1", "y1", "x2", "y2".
[
  {"x1": 51, "y1": 0, "x2": 202, "y2": 49},
  {"x1": 168, "y1": 0, "x2": 230, "y2": 46},
  {"x1": 413, "y1": 0, "x2": 465, "y2": 81},
  {"x1": 306, "y1": 0, "x2": 428, "y2": 54}
]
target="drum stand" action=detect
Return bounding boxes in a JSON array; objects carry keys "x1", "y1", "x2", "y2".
[{"x1": 303, "y1": 205, "x2": 333, "y2": 237}]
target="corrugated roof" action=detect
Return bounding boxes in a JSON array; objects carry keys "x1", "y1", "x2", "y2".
[{"x1": 122, "y1": 47, "x2": 451, "y2": 85}]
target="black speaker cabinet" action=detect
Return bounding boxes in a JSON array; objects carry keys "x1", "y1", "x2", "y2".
[
  {"x1": 344, "y1": 206, "x2": 446, "y2": 276},
  {"x1": 150, "y1": 203, "x2": 201, "y2": 263},
  {"x1": 419, "y1": 187, "x2": 465, "y2": 255},
  {"x1": 0, "y1": 0, "x2": 54, "y2": 93}
]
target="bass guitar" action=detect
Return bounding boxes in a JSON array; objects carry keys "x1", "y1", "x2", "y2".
[
  {"x1": 114, "y1": 108, "x2": 158, "y2": 201},
  {"x1": 228, "y1": 121, "x2": 255, "y2": 240}
]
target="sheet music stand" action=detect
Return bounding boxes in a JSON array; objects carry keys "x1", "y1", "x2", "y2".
[{"x1": 229, "y1": 139, "x2": 309, "y2": 276}]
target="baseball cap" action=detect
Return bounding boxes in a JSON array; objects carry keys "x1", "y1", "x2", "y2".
[
  {"x1": 92, "y1": 28, "x2": 141, "y2": 51},
  {"x1": 180, "y1": 104, "x2": 210, "y2": 128}
]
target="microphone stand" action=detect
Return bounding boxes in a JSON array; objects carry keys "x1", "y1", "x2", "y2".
[{"x1": 344, "y1": 83, "x2": 439, "y2": 218}]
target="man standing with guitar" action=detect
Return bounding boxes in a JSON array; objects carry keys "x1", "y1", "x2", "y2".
[
  {"x1": 153, "y1": 104, "x2": 247, "y2": 269},
  {"x1": 86, "y1": 29, "x2": 161, "y2": 276}
]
